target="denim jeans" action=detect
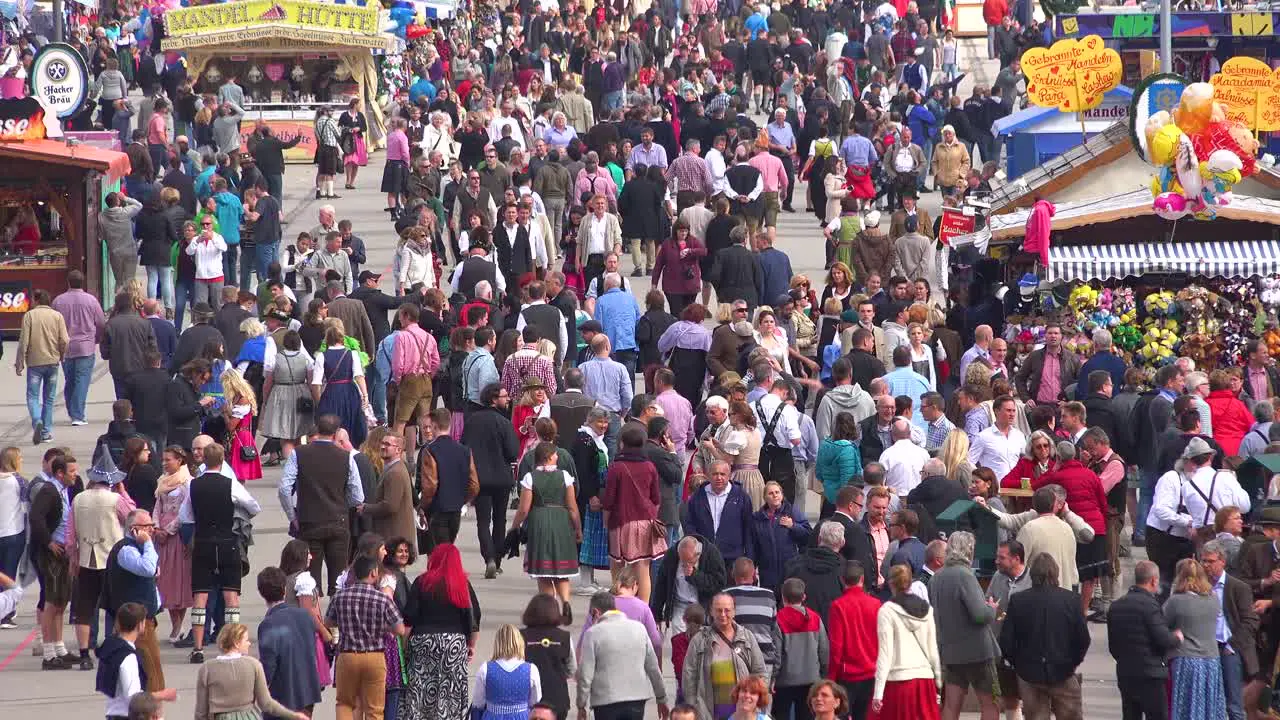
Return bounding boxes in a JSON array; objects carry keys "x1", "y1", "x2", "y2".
[
  {"x1": 603, "y1": 91, "x2": 624, "y2": 112},
  {"x1": 174, "y1": 276, "x2": 195, "y2": 330},
  {"x1": 222, "y1": 244, "x2": 239, "y2": 286},
  {"x1": 146, "y1": 265, "x2": 175, "y2": 309},
  {"x1": 256, "y1": 242, "x2": 279, "y2": 283},
  {"x1": 612, "y1": 349, "x2": 638, "y2": 380},
  {"x1": 238, "y1": 249, "x2": 256, "y2": 292},
  {"x1": 26, "y1": 364, "x2": 57, "y2": 431},
  {"x1": 1222, "y1": 646, "x2": 1245, "y2": 720},
  {"x1": 604, "y1": 411, "x2": 622, "y2": 460},
  {"x1": 266, "y1": 174, "x2": 283, "y2": 201},
  {"x1": 61, "y1": 355, "x2": 94, "y2": 423},
  {"x1": 367, "y1": 361, "x2": 387, "y2": 424},
  {"x1": 1136, "y1": 468, "x2": 1159, "y2": 543}
]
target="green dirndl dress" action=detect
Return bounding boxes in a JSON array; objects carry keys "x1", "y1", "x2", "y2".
[
  {"x1": 525, "y1": 468, "x2": 580, "y2": 579},
  {"x1": 578, "y1": 448, "x2": 609, "y2": 570}
]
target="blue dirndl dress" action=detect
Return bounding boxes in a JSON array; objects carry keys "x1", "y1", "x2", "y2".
[
  {"x1": 1169, "y1": 655, "x2": 1226, "y2": 720},
  {"x1": 479, "y1": 661, "x2": 532, "y2": 720},
  {"x1": 317, "y1": 348, "x2": 367, "y2": 448}
]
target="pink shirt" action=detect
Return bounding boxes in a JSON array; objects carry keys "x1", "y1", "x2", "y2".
[
  {"x1": 147, "y1": 112, "x2": 168, "y2": 145},
  {"x1": 1036, "y1": 350, "x2": 1061, "y2": 405},
  {"x1": 654, "y1": 389, "x2": 694, "y2": 449},
  {"x1": 868, "y1": 519, "x2": 889, "y2": 585},
  {"x1": 386, "y1": 129, "x2": 411, "y2": 162},
  {"x1": 748, "y1": 152, "x2": 789, "y2": 193},
  {"x1": 390, "y1": 325, "x2": 440, "y2": 382},
  {"x1": 1249, "y1": 365, "x2": 1271, "y2": 402}
]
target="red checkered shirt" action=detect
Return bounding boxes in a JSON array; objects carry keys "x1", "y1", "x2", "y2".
[
  {"x1": 324, "y1": 580, "x2": 402, "y2": 653},
  {"x1": 501, "y1": 347, "x2": 559, "y2": 399},
  {"x1": 666, "y1": 153, "x2": 715, "y2": 197}
]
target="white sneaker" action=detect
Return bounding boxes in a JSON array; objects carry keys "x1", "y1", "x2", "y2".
[
  {"x1": 70, "y1": 420, "x2": 88, "y2": 426},
  {"x1": 573, "y1": 583, "x2": 602, "y2": 596}
]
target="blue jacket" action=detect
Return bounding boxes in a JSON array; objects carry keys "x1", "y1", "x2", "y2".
[
  {"x1": 258, "y1": 603, "x2": 322, "y2": 714},
  {"x1": 757, "y1": 248, "x2": 793, "y2": 307},
  {"x1": 907, "y1": 103, "x2": 937, "y2": 143},
  {"x1": 195, "y1": 167, "x2": 216, "y2": 201},
  {"x1": 684, "y1": 481, "x2": 754, "y2": 564},
  {"x1": 750, "y1": 502, "x2": 812, "y2": 590},
  {"x1": 745, "y1": 13, "x2": 769, "y2": 40},
  {"x1": 595, "y1": 287, "x2": 641, "y2": 352},
  {"x1": 409, "y1": 77, "x2": 437, "y2": 104},
  {"x1": 1075, "y1": 350, "x2": 1127, "y2": 400},
  {"x1": 816, "y1": 438, "x2": 863, "y2": 504},
  {"x1": 883, "y1": 367, "x2": 931, "y2": 429},
  {"x1": 213, "y1": 191, "x2": 244, "y2": 245}
]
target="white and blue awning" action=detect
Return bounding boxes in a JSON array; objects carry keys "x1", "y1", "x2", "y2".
[{"x1": 1046, "y1": 241, "x2": 1280, "y2": 284}]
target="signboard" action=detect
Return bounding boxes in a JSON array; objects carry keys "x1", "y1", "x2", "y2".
[
  {"x1": 0, "y1": 280, "x2": 32, "y2": 313},
  {"x1": 1209, "y1": 56, "x2": 1280, "y2": 132},
  {"x1": 242, "y1": 120, "x2": 316, "y2": 163},
  {"x1": 1022, "y1": 35, "x2": 1123, "y2": 113},
  {"x1": 1056, "y1": 11, "x2": 1280, "y2": 39},
  {"x1": 0, "y1": 98, "x2": 51, "y2": 141},
  {"x1": 29, "y1": 43, "x2": 88, "y2": 120},
  {"x1": 166, "y1": 0, "x2": 380, "y2": 35},
  {"x1": 937, "y1": 208, "x2": 975, "y2": 247}
]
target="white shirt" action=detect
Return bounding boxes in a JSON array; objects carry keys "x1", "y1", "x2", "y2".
[
  {"x1": 706, "y1": 482, "x2": 731, "y2": 534},
  {"x1": 585, "y1": 214, "x2": 610, "y2": 255},
  {"x1": 310, "y1": 346, "x2": 367, "y2": 384},
  {"x1": 0, "y1": 585, "x2": 23, "y2": 624},
  {"x1": 0, "y1": 472, "x2": 23, "y2": 537},
  {"x1": 104, "y1": 641, "x2": 141, "y2": 717},
  {"x1": 1159, "y1": 465, "x2": 1251, "y2": 532},
  {"x1": 753, "y1": 393, "x2": 802, "y2": 448},
  {"x1": 472, "y1": 658, "x2": 542, "y2": 708},
  {"x1": 968, "y1": 424, "x2": 1027, "y2": 480},
  {"x1": 487, "y1": 114, "x2": 527, "y2": 150},
  {"x1": 705, "y1": 149, "x2": 729, "y2": 196},
  {"x1": 880, "y1": 438, "x2": 929, "y2": 497},
  {"x1": 177, "y1": 468, "x2": 260, "y2": 524},
  {"x1": 518, "y1": 220, "x2": 550, "y2": 268}
]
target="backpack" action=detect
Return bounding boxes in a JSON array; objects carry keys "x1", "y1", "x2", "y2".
[
  {"x1": 443, "y1": 351, "x2": 469, "y2": 412},
  {"x1": 756, "y1": 399, "x2": 798, "y2": 498}
]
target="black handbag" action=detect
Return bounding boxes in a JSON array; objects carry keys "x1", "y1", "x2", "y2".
[{"x1": 239, "y1": 443, "x2": 259, "y2": 462}]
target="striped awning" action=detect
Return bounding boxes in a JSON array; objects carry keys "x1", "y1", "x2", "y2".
[{"x1": 1046, "y1": 241, "x2": 1280, "y2": 284}]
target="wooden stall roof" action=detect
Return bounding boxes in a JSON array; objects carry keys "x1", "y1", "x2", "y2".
[{"x1": 0, "y1": 140, "x2": 131, "y2": 184}]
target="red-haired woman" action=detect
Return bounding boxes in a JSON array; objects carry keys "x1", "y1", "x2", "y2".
[
  {"x1": 730, "y1": 675, "x2": 772, "y2": 720},
  {"x1": 402, "y1": 543, "x2": 481, "y2": 720}
]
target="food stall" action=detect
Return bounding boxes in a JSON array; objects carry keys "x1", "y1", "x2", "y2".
[
  {"x1": 0, "y1": 99, "x2": 130, "y2": 331},
  {"x1": 163, "y1": 0, "x2": 394, "y2": 161}
]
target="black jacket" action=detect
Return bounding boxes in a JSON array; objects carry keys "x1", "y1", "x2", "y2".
[
  {"x1": 459, "y1": 406, "x2": 519, "y2": 489},
  {"x1": 1155, "y1": 430, "x2": 1225, "y2": 475},
  {"x1": 710, "y1": 245, "x2": 762, "y2": 309},
  {"x1": 215, "y1": 304, "x2": 252, "y2": 361},
  {"x1": 636, "y1": 309, "x2": 676, "y2": 368},
  {"x1": 618, "y1": 176, "x2": 664, "y2": 240},
  {"x1": 349, "y1": 286, "x2": 402, "y2": 344},
  {"x1": 161, "y1": 171, "x2": 197, "y2": 216},
  {"x1": 846, "y1": 348, "x2": 886, "y2": 396},
  {"x1": 859, "y1": 416, "x2": 886, "y2": 463},
  {"x1": 123, "y1": 368, "x2": 172, "y2": 437},
  {"x1": 1082, "y1": 392, "x2": 1118, "y2": 449},
  {"x1": 814, "y1": 511, "x2": 877, "y2": 591},
  {"x1": 1106, "y1": 586, "x2": 1181, "y2": 680},
  {"x1": 250, "y1": 133, "x2": 303, "y2": 176},
  {"x1": 650, "y1": 534, "x2": 727, "y2": 624},
  {"x1": 166, "y1": 376, "x2": 206, "y2": 451},
  {"x1": 170, "y1": 322, "x2": 225, "y2": 374},
  {"x1": 906, "y1": 475, "x2": 968, "y2": 533},
  {"x1": 135, "y1": 205, "x2": 175, "y2": 268},
  {"x1": 999, "y1": 585, "x2": 1090, "y2": 685},
  {"x1": 783, "y1": 546, "x2": 845, "y2": 622}
]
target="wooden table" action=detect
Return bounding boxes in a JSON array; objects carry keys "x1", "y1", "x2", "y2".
[{"x1": 999, "y1": 486, "x2": 1035, "y2": 514}]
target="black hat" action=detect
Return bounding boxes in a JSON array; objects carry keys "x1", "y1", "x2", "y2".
[
  {"x1": 191, "y1": 302, "x2": 214, "y2": 319},
  {"x1": 358, "y1": 270, "x2": 381, "y2": 284},
  {"x1": 580, "y1": 320, "x2": 603, "y2": 334}
]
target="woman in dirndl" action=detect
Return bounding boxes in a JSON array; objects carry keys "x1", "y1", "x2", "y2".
[
  {"x1": 870, "y1": 565, "x2": 941, "y2": 720},
  {"x1": 221, "y1": 368, "x2": 262, "y2": 482},
  {"x1": 280, "y1": 539, "x2": 333, "y2": 691},
  {"x1": 510, "y1": 441, "x2": 580, "y2": 619},
  {"x1": 383, "y1": 537, "x2": 414, "y2": 720},
  {"x1": 572, "y1": 407, "x2": 612, "y2": 591},
  {"x1": 260, "y1": 330, "x2": 314, "y2": 460},
  {"x1": 403, "y1": 543, "x2": 480, "y2": 720},
  {"x1": 154, "y1": 446, "x2": 193, "y2": 643},
  {"x1": 712, "y1": 401, "x2": 766, "y2": 511},
  {"x1": 601, "y1": 426, "x2": 666, "y2": 604},
  {"x1": 314, "y1": 107, "x2": 342, "y2": 200},
  {"x1": 383, "y1": 117, "x2": 411, "y2": 219},
  {"x1": 311, "y1": 324, "x2": 369, "y2": 449},
  {"x1": 1165, "y1": 558, "x2": 1227, "y2": 720},
  {"x1": 338, "y1": 97, "x2": 369, "y2": 189}
]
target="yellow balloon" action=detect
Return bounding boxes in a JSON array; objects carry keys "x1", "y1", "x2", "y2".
[
  {"x1": 1149, "y1": 123, "x2": 1184, "y2": 166},
  {"x1": 1144, "y1": 110, "x2": 1171, "y2": 158}
]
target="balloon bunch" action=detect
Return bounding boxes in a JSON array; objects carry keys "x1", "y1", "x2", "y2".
[{"x1": 1144, "y1": 83, "x2": 1262, "y2": 221}]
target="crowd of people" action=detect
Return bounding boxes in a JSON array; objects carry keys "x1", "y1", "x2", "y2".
[{"x1": 5, "y1": 1, "x2": 1277, "y2": 720}]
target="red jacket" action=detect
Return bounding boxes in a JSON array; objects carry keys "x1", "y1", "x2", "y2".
[
  {"x1": 1206, "y1": 389, "x2": 1253, "y2": 457},
  {"x1": 1035, "y1": 459, "x2": 1107, "y2": 534},
  {"x1": 983, "y1": 0, "x2": 1009, "y2": 25},
  {"x1": 600, "y1": 451, "x2": 661, "y2": 528},
  {"x1": 827, "y1": 585, "x2": 881, "y2": 683},
  {"x1": 999, "y1": 456, "x2": 1057, "y2": 489}
]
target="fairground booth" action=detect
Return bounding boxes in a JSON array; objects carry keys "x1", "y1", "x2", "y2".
[{"x1": 164, "y1": 0, "x2": 394, "y2": 161}]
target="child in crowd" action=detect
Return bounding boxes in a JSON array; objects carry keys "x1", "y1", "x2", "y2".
[{"x1": 669, "y1": 602, "x2": 705, "y2": 704}]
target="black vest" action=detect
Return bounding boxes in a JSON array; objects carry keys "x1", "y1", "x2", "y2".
[
  {"x1": 455, "y1": 187, "x2": 494, "y2": 226},
  {"x1": 294, "y1": 441, "x2": 351, "y2": 531},
  {"x1": 458, "y1": 256, "x2": 499, "y2": 300},
  {"x1": 725, "y1": 163, "x2": 764, "y2": 217},
  {"x1": 427, "y1": 437, "x2": 472, "y2": 513},
  {"x1": 522, "y1": 303, "x2": 564, "y2": 363},
  {"x1": 189, "y1": 472, "x2": 235, "y2": 543},
  {"x1": 495, "y1": 223, "x2": 534, "y2": 280},
  {"x1": 104, "y1": 536, "x2": 160, "y2": 617}
]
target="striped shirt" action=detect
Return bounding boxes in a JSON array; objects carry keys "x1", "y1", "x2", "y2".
[{"x1": 724, "y1": 584, "x2": 778, "y2": 668}]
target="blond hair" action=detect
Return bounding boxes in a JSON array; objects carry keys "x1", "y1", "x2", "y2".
[
  {"x1": 360, "y1": 426, "x2": 390, "y2": 476},
  {"x1": 491, "y1": 624, "x2": 525, "y2": 661},
  {"x1": 938, "y1": 430, "x2": 970, "y2": 484},
  {"x1": 217, "y1": 623, "x2": 249, "y2": 653},
  {"x1": 0, "y1": 446, "x2": 21, "y2": 474},
  {"x1": 1173, "y1": 557, "x2": 1211, "y2": 595},
  {"x1": 220, "y1": 368, "x2": 258, "y2": 416}
]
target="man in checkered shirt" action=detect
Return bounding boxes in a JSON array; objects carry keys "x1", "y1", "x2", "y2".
[{"x1": 325, "y1": 555, "x2": 407, "y2": 719}]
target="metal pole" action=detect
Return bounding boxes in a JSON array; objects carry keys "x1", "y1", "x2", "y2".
[
  {"x1": 52, "y1": 0, "x2": 64, "y2": 42},
  {"x1": 1159, "y1": 0, "x2": 1172, "y2": 72}
]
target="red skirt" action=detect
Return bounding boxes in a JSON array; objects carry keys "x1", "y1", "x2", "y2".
[
  {"x1": 847, "y1": 165, "x2": 877, "y2": 199},
  {"x1": 869, "y1": 678, "x2": 940, "y2": 720}
]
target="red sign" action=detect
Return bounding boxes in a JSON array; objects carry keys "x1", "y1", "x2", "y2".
[
  {"x1": 0, "y1": 98, "x2": 49, "y2": 142},
  {"x1": 937, "y1": 208, "x2": 975, "y2": 247}
]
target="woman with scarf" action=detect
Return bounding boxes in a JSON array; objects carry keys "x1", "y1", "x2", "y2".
[
  {"x1": 154, "y1": 446, "x2": 193, "y2": 644},
  {"x1": 397, "y1": 225, "x2": 436, "y2": 294}
]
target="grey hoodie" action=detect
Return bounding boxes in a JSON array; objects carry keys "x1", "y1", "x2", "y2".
[
  {"x1": 100, "y1": 195, "x2": 143, "y2": 257},
  {"x1": 816, "y1": 383, "x2": 875, "y2": 439}
]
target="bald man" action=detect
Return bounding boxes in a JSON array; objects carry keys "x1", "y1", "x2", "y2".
[{"x1": 960, "y1": 324, "x2": 993, "y2": 381}]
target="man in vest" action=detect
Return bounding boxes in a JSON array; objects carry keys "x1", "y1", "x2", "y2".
[
  {"x1": 277, "y1": 414, "x2": 365, "y2": 598},
  {"x1": 419, "y1": 408, "x2": 480, "y2": 552},
  {"x1": 28, "y1": 451, "x2": 80, "y2": 670},
  {"x1": 493, "y1": 203, "x2": 536, "y2": 285},
  {"x1": 724, "y1": 145, "x2": 765, "y2": 233},
  {"x1": 68, "y1": 449, "x2": 134, "y2": 670},
  {"x1": 516, "y1": 201, "x2": 550, "y2": 277},
  {"x1": 102, "y1": 509, "x2": 164, "y2": 691},
  {"x1": 179, "y1": 442, "x2": 262, "y2": 663},
  {"x1": 95, "y1": 602, "x2": 177, "y2": 719},
  {"x1": 450, "y1": 237, "x2": 507, "y2": 300},
  {"x1": 451, "y1": 170, "x2": 498, "y2": 235},
  {"x1": 518, "y1": 281, "x2": 570, "y2": 368}
]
